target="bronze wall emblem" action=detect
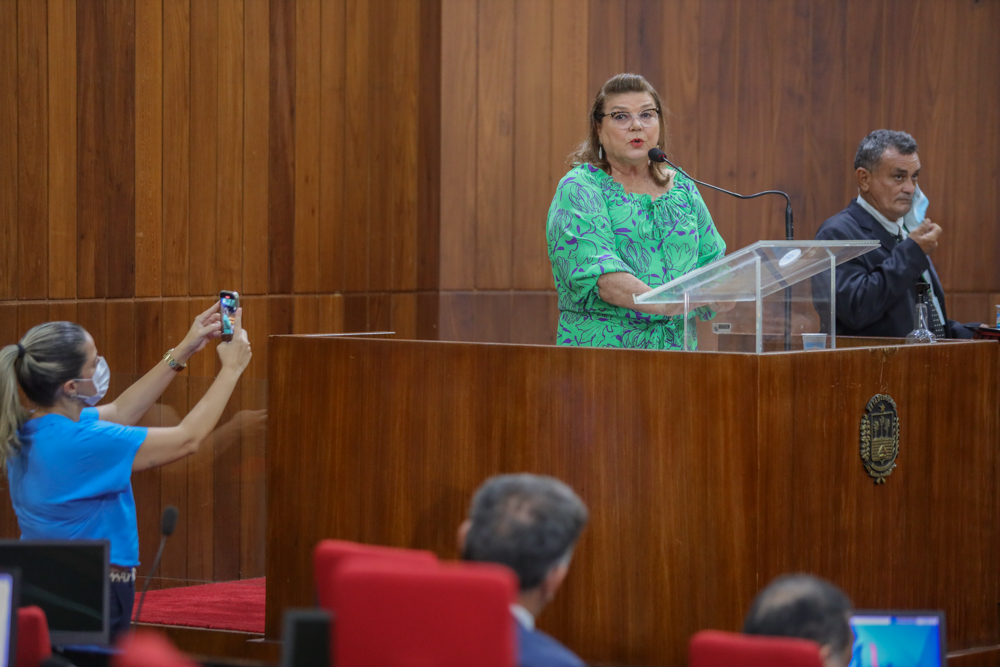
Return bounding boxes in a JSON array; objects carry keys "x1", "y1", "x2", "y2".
[{"x1": 860, "y1": 394, "x2": 900, "y2": 484}]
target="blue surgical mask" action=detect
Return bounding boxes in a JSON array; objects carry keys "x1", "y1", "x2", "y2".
[{"x1": 74, "y1": 356, "x2": 111, "y2": 407}]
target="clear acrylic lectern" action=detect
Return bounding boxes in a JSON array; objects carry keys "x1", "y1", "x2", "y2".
[{"x1": 633, "y1": 240, "x2": 880, "y2": 354}]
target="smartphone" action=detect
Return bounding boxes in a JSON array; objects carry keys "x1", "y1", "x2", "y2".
[{"x1": 220, "y1": 290, "x2": 240, "y2": 342}]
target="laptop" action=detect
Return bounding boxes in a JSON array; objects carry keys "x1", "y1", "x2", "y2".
[{"x1": 850, "y1": 610, "x2": 946, "y2": 667}]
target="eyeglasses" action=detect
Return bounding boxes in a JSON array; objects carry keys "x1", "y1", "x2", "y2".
[{"x1": 598, "y1": 108, "x2": 660, "y2": 128}]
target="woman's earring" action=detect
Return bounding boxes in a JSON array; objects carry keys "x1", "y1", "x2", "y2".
[{"x1": 598, "y1": 145, "x2": 604, "y2": 160}]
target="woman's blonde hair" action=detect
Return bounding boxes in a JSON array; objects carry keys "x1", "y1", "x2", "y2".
[
  {"x1": 570, "y1": 73, "x2": 671, "y2": 186},
  {"x1": 0, "y1": 322, "x2": 88, "y2": 468}
]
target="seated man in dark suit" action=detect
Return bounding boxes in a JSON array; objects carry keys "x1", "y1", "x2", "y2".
[
  {"x1": 813, "y1": 129, "x2": 972, "y2": 338},
  {"x1": 743, "y1": 574, "x2": 855, "y2": 667},
  {"x1": 459, "y1": 474, "x2": 588, "y2": 667}
]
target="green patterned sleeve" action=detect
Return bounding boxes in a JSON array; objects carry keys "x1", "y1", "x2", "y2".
[
  {"x1": 692, "y1": 184, "x2": 726, "y2": 266},
  {"x1": 546, "y1": 171, "x2": 632, "y2": 311}
]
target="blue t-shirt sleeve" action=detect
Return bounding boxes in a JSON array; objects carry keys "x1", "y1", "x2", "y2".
[{"x1": 71, "y1": 408, "x2": 147, "y2": 496}]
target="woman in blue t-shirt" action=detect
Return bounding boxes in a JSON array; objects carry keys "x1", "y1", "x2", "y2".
[{"x1": 0, "y1": 302, "x2": 252, "y2": 640}]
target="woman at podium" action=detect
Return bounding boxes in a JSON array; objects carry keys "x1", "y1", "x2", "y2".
[{"x1": 546, "y1": 73, "x2": 726, "y2": 349}]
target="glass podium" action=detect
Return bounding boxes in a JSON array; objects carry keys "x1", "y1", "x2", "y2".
[{"x1": 633, "y1": 240, "x2": 880, "y2": 353}]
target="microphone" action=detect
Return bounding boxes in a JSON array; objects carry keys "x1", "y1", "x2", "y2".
[
  {"x1": 649, "y1": 148, "x2": 795, "y2": 350},
  {"x1": 132, "y1": 506, "x2": 179, "y2": 627},
  {"x1": 648, "y1": 148, "x2": 793, "y2": 241}
]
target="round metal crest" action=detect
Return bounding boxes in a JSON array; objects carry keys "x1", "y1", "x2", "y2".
[{"x1": 859, "y1": 394, "x2": 900, "y2": 484}]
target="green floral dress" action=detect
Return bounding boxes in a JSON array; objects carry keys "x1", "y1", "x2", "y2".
[{"x1": 546, "y1": 163, "x2": 726, "y2": 350}]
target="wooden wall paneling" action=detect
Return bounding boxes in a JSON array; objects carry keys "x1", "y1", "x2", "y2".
[
  {"x1": 947, "y1": 293, "x2": 991, "y2": 326},
  {"x1": 387, "y1": 0, "x2": 419, "y2": 292},
  {"x1": 805, "y1": 0, "x2": 846, "y2": 234},
  {"x1": 239, "y1": 295, "x2": 267, "y2": 578},
  {"x1": 438, "y1": 0, "x2": 477, "y2": 290},
  {"x1": 658, "y1": 0, "x2": 699, "y2": 171},
  {"x1": 696, "y1": 0, "x2": 739, "y2": 246},
  {"x1": 341, "y1": 0, "x2": 369, "y2": 293},
  {"x1": 212, "y1": 368, "x2": 241, "y2": 581},
  {"x1": 949, "y1": 1, "x2": 1000, "y2": 293},
  {"x1": 438, "y1": 291, "x2": 513, "y2": 343},
  {"x1": 104, "y1": 0, "x2": 137, "y2": 299},
  {"x1": 318, "y1": 294, "x2": 344, "y2": 334},
  {"x1": 512, "y1": 0, "x2": 552, "y2": 291},
  {"x1": 293, "y1": 0, "x2": 321, "y2": 294},
  {"x1": 416, "y1": 291, "x2": 439, "y2": 340},
  {"x1": 17, "y1": 303, "x2": 49, "y2": 337},
  {"x1": 291, "y1": 294, "x2": 320, "y2": 334},
  {"x1": 586, "y1": 0, "x2": 625, "y2": 98},
  {"x1": 767, "y1": 0, "x2": 809, "y2": 242},
  {"x1": 158, "y1": 298, "x2": 190, "y2": 582},
  {"x1": 186, "y1": 297, "x2": 217, "y2": 581},
  {"x1": 509, "y1": 291, "x2": 558, "y2": 345},
  {"x1": 162, "y1": 0, "x2": 191, "y2": 297},
  {"x1": 842, "y1": 0, "x2": 885, "y2": 194},
  {"x1": 47, "y1": 300, "x2": 77, "y2": 324},
  {"x1": 268, "y1": 0, "x2": 295, "y2": 295},
  {"x1": 341, "y1": 294, "x2": 367, "y2": 333},
  {"x1": 389, "y1": 293, "x2": 417, "y2": 339},
  {"x1": 132, "y1": 300, "x2": 164, "y2": 570},
  {"x1": 242, "y1": 0, "x2": 269, "y2": 296},
  {"x1": 217, "y1": 0, "x2": 244, "y2": 294},
  {"x1": 475, "y1": 0, "x2": 515, "y2": 289},
  {"x1": 77, "y1": 0, "x2": 107, "y2": 299},
  {"x1": 318, "y1": 0, "x2": 345, "y2": 293},
  {"x1": 189, "y1": 1, "x2": 219, "y2": 297},
  {"x1": 366, "y1": 0, "x2": 394, "y2": 293},
  {"x1": 17, "y1": 0, "x2": 48, "y2": 300},
  {"x1": 135, "y1": 0, "x2": 162, "y2": 298},
  {"x1": 75, "y1": 299, "x2": 106, "y2": 351},
  {"x1": 623, "y1": 0, "x2": 664, "y2": 94},
  {"x1": 734, "y1": 2, "x2": 776, "y2": 249},
  {"x1": 416, "y1": 0, "x2": 441, "y2": 292},
  {"x1": 368, "y1": 293, "x2": 391, "y2": 333},
  {"x1": 104, "y1": 300, "x2": 137, "y2": 406},
  {"x1": 268, "y1": 294, "x2": 294, "y2": 338},
  {"x1": 0, "y1": 1, "x2": 16, "y2": 300},
  {"x1": 0, "y1": 304, "x2": 17, "y2": 347},
  {"x1": 47, "y1": 0, "x2": 77, "y2": 300},
  {"x1": 549, "y1": 0, "x2": 588, "y2": 196}
]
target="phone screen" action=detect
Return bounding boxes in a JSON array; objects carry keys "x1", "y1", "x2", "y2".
[{"x1": 220, "y1": 292, "x2": 239, "y2": 341}]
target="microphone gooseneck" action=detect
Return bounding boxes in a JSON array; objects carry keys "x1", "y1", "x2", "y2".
[
  {"x1": 648, "y1": 148, "x2": 793, "y2": 241},
  {"x1": 133, "y1": 505, "x2": 179, "y2": 627},
  {"x1": 648, "y1": 148, "x2": 795, "y2": 351}
]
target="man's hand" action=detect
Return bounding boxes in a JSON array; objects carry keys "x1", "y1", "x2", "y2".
[{"x1": 909, "y1": 218, "x2": 942, "y2": 255}]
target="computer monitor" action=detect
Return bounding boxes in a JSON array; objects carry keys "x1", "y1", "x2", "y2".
[
  {"x1": 0, "y1": 568, "x2": 20, "y2": 667},
  {"x1": 850, "y1": 610, "x2": 946, "y2": 667},
  {"x1": 0, "y1": 540, "x2": 109, "y2": 646}
]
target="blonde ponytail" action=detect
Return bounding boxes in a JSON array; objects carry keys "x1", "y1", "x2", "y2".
[
  {"x1": 0, "y1": 322, "x2": 88, "y2": 470},
  {"x1": 0, "y1": 345, "x2": 28, "y2": 469}
]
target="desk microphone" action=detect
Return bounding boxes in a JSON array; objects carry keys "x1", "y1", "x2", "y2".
[
  {"x1": 648, "y1": 148, "x2": 793, "y2": 241},
  {"x1": 132, "y1": 506, "x2": 178, "y2": 627}
]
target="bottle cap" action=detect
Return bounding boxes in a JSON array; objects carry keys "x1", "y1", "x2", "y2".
[{"x1": 916, "y1": 283, "x2": 930, "y2": 296}]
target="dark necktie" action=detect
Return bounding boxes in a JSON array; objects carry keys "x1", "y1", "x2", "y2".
[{"x1": 919, "y1": 281, "x2": 947, "y2": 339}]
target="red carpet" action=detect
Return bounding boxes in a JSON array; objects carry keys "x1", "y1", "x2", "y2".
[{"x1": 134, "y1": 578, "x2": 266, "y2": 634}]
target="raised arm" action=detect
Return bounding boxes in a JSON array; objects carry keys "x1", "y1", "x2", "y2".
[
  {"x1": 97, "y1": 302, "x2": 222, "y2": 426},
  {"x1": 132, "y1": 308, "x2": 252, "y2": 471}
]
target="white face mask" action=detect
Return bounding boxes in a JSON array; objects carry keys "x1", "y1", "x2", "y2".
[{"x1": 73, "y1": 356, "x2": 111, "y2": 407}]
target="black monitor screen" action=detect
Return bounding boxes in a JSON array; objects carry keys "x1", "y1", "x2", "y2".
[{"x1": 0, "y1": 540, "x2": 109, "y2": 646}]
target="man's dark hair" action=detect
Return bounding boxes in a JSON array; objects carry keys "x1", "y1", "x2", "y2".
[
  {"x1": 462, "y1": 474, "x2": 588, "y2": 591},
  {"x1": 854, "y1": 129, "x2": 918, "y2": 172},
  {"x1": 743, "y1": 574, "x2": 854, "y2": 655}
]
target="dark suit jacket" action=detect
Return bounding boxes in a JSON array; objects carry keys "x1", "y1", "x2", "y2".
[
  {"x1": 516, "y1": 621, "x2": 585, "y2": 667},
  {"x1": 812, "y1": 200, "x2": 970, "y2": 338}
]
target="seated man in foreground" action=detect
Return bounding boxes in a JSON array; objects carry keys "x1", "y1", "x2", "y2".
[
  {"x1": 459, "y1": 474, "x2": 588, "y2": 667},
  {"x1": 812, "y1": 129, "x2": 972, "y2": 338},
  {"x1": 743, "y1": 574, "x2": 854, "y2": 667}
]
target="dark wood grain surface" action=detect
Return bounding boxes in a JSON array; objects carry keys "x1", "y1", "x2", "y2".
[{"x1": 266, "y1": 336, "x2": 1000, "y2": 665}]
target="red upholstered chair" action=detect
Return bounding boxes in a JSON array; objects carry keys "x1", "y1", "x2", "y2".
[
  {"x1": 112, "y1": 630, "x2": 199, "y2": 667},
  {"x1": 690, "y1": 630, "x2": 824, "y2": 667},
  {"x1": 331, "y1": 559, "x2": 517, "y2": 667},
  {"x1": 15, "y1": 606, "x2": 51, "y2": 667},
  {"x1": 313, "y1": 539, "x2": 437, "y2": 609}
]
